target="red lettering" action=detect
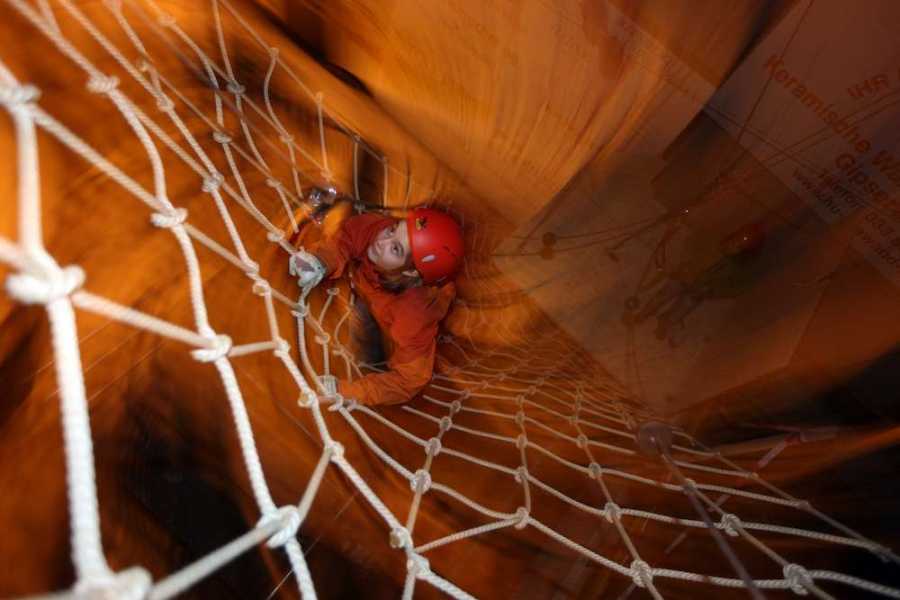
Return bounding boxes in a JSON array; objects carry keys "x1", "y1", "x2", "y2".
[{"x1": 872, "y1": 150, "x2": 900, "y2": 186}]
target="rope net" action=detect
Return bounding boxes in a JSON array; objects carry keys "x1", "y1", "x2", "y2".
[{"x1": 0, "y1": 1, "x2": 897, "y2": 598}]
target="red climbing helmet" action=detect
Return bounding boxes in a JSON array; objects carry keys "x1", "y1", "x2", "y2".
[{"x1": 406, "y1": 207, "x2": 464, "y2": 284}]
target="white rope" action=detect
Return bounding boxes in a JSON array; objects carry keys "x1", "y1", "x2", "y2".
[
  {"x1": 72, "y1": 291, "x2": 211, "y2": 349},
  {"x1": 149, "y1": 519, "x2": 285, "y2": 600},
  {"x1": 415, "y1": 518, "x2": 519, "y2": 554},
  {"x1": 1, "y1": 62, "x2": 112, "y2": 588},
  {"x1": 4, "y1": 5, "x2": 899, "y2": 600},
  {"x1": 99, "y1": 0, "x2": 297, "y2": 244}
]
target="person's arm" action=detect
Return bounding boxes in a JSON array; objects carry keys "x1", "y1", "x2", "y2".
[
  {"x1": 335, "y1": 261, "x2": 456, "y2": 406},
  {"x1": 338, "y1": 337, "x2": 436, "y2": 406}
]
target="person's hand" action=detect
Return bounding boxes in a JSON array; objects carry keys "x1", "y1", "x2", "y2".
[
  {"x1": 315, "y1": 375, "x2": 340, "y2": 408},
  {"x1": 317, "y1": 393, "x2": 357, "y2": 411},
  {"x1": 315, "y1": 376, "x2": 358, "y2": 410},
  {"x1": 318, "y1": 394, "x2": 337, "y2": 407},
  {"x1": 289, "y1": 250, "x2": 325, "y2": 289}
]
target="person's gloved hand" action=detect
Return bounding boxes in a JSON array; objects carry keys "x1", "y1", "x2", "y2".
[
  {"x1": 316, "y1": 375, "x2": 352, "y2": 410},
  {"x1": 289, "y1": 249, "x2": 326, "y2": 289}
]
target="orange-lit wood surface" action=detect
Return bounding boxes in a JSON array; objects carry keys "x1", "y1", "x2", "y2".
[{"x1": 1, "y1": 1, "x2": 899, "y2": 598}]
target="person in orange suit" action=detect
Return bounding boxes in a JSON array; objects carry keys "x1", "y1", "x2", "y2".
[{"x1": 290, "y1": 207, "x2": 464, "y2": 406}]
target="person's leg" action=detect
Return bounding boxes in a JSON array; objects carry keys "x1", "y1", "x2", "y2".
[{"x1": 349, "y1": 298, "x2": 386, "y2": 366}]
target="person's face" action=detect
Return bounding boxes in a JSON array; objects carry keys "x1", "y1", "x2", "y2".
[{"x1": 367, "y1": 220, "x2": 415, "y2": 273}]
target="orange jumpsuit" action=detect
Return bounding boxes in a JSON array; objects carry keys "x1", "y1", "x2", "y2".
[{"x1": 311, "y1": 214, "x2": 456, "y2": 406}]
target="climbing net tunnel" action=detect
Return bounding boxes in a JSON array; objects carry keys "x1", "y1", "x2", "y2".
[{"x1": 1, "y1": 1, "x2": 899, "y2": 599}]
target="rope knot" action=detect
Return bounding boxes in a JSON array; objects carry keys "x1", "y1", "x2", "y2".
[
  {"x1": 439, "y1": 416, "x2": 452, "y2": 433},
  {"x1": 515, "y1": 433, "x2": 528, "y2": 450},
  {"x1": 191, "y1": 334, "x2": 232, "y2": 362},
  {"x1": 682, "y1": 478, "x2": 697, "y2": 492},
  {"x1": 407, "y1": 553, "x2": 430, "y2": 578},
  {"x1": 526, "y1": 385, "x2": 537, "y2": 395},
  {"x1": 630, "y1": 559, "x2": 653, "y2": 588},
  {"x1": 314, "y1": 333, "x2": 331, "y2": 345},
  {"x1": 719, "y1": 513, "x2": 741, "y2": 537},
  {"x1": 279, "y1": 133, "x2": 294, "y2": 145},
  {"x1": 212, "y1": 130, "x2": 232, "y2": 144},
  {"x1": 0, "y1": 83, "x2": 40, "y2": 106},
  {"x1": 514, "y1": 465, "x2": 528, "y2": 483},
  {"x1": 150, "y1": 208, "x2": 187, "y2": 229},
  {"x1": 258, "y1": 505, "x2": 301, "y2": 548},
  {"x1": 87, "y1": 75, "x2": 119, "y2": 94},
  {"x1": 514, "y1": 410, "x2": 525, "y2": 427},
  {"x1": 227, "y1": 81, "x2": 245, "y2": 95},
  {"x1": 267, "y1": 230, "x2": 285, "y2": 243},
  {"x1": 576, "y1": 434, "x2": 588, "y2": 449},
  {"x1": 588, "y1": 462, "x2": 603, "y2": 480},
  {"x1": 251, "y1": 278, "x2": 271, "y2": 296},
  {"x1": 242, "y1": 259, "x2": 260, "y2": 275},
  {"x1": 389, "y1": 527, "x2": 411, "y2": 549},
  {"x1": 265, "y1": 177, "x2": 283, "y2": 190},
  {"x1": 273, "y1": 338, "x2": 291, "y2": 355},
  {"x1": 516, "y1": 395, "x2": 525, "y2": 408},
  {"x1": 268, "y1": 47, "x2": 279, "y2": 59},
  {"x1": 450, "y1": 400, "x2": 462, "y2": 414},
  {"x1": 425, "y1": 437, "x2": 442, "y2": 457},
  {"x1": 783, "y1": 563, "x2": 812, "y2": 595},
  {"x1": 410, "y1": 469, "x2": 432, "y2": 494},
  {"x1": 327, "y1": 441, "x2": 345, "y2": 460},
  {"x1": 6, "y1": 265, "x2": 84, "y2": 305},
  {"x1": 297, "y1": 390, "x2": 316, "y2": 408},
  {"x1": 202, "y1": 172, "x2": 224, "y2": 193},
  {"x1": 514, "y1": 506, "x2": 529, "y2": 529},
  {"x1": 292, "y1": 304, "x2": 309, "y2": 319},
  {"x1": 603, "y1": 502, "x2": 621, "y2": 523},
  {"x1": 326, "y1": 287, "x2": 340, "y2": 296},
  {"x1": 155, "y1": 95, "x2": 174, "y2": 112}
]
